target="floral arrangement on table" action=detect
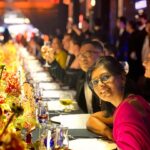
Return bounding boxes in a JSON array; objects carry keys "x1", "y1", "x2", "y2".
[
  {"x1": 0, "y1": 41, "x2": 37, "y2": 149},
  {"x1": 0, "y1": 67, "x2": 27, "y2": 149},
  {"x1": 0, "y1": 41, "x2": 19, "y2": 72}
]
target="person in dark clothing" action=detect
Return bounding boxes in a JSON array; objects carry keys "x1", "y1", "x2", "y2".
[
  {"x1": 103, "y1": 43, "x2": 117, "y2": 57},
  {"x1": 62, "y1": 33, "x2": 75, "y2": 68},
  {"x1": 46, "y1": 40, "x2": 104, "y2": 113},
  {"x1": 43, "y1": 35, "x2": 82, "y2": 89},
  {"x1": 71, "y1": 18, "x2": 91, "y2": 41},
  {"x1": 115, "y1": 16, "x2": 129, "y2": 61},
  {"x1": 137, "y1": 13, "x2": 147, "y2": 52},
  {"x1": 75, "y1": 40, "x2": 104, "y2": 113},
  {"x1": 75, "y1": 72, "x2": 101, "y2": 113},
  {"x1": 92, "y1": 18, "x2": 107, "y2": 42},
  {"x1": 126, "y1": 20, "x2": 144, "y2": 82},
  {"x1": 3, "y1": 27, "x2": 11, "y2": 43}
]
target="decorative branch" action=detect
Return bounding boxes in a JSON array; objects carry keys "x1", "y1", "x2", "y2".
[
  {"x1": 0, "y1": 103, "x2": 24, "y2": 138},
  {"x1": 0, "y1": 65, "x2": 6, "y2": 81}
]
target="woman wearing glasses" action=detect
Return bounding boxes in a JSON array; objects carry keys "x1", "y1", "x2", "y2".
[{"x1": 87, "y1": 56, "x2": 150, "y2": 149}]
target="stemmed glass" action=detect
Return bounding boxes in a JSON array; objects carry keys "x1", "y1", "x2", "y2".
[
  {"x1": 59, "y1": 93, "x2": 74, "y2": 112},
  {"x1": 38, "y1": 102, "x2": 49, "y2": 124},
  {"x1": 41, "y1": 41, "x2": 51, "y2": 67},
  {"x1": 37, "y1": 101, "x2": 49, "y2": 148}
]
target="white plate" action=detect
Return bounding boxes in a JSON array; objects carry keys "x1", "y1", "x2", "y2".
[
  {"x1": 50, "y1": 114, "x2": 90, "y2": 129},
  {"x1": 69, "y1": 138, "x2": 117, "y2": 150},
  {"x1": 39, "y1": 82, "x2": 60, "y2": 90}
]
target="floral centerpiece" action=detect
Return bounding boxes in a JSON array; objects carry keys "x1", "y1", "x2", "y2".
[{"x1": 0, "y1": 41, "x2": 37, "y2": 149}]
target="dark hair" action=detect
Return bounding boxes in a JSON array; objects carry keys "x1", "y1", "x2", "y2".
[
  {"x1": 87, "y1": 56, "x2": 125, "y2": 86},
  {"x1": 87, "y1": 56, "x2": 139, "y2": 96},
  {"x1": 118, "y1": 16, "x2": 127, "y2": 25},
  {"x1": 127, "y1": 20, "x2": 137, "y2": 30},
  {"x1": 104, "y1": 43, "x2": 117, "y2": 56},
  {"x1": 70, "y1": 35, "x2": 81, "y2": 46},
  {"x1": 139, "y1": 13, "x2": 147, "y2": 20},
  {"x1": 146, "y1": 19, "x2": 150, "y2": 24},
  {"x1": 81, "y1": 39, "x2": 104, "y2": 51}
]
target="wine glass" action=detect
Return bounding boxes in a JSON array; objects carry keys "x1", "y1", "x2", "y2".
[
  {"x1": 59, "y1": 93, "x2": 74, "y2": 112},
  {"x1": 41, "y1": 41, "x2": 51, "y2": 67},
  {"x1": 38, "y1": 102, "x2": 49, "y2": 124}
]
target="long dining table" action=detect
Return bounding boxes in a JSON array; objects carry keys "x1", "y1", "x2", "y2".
[{"x1": 20, "y1": 47, "x2": 117, "y2": 150}]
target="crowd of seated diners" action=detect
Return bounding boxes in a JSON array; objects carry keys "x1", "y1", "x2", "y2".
[{"x1": 12, "y1": 13, "x2": 150, "y2": 149}]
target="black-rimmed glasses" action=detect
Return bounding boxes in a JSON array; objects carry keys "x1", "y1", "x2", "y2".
[{"x1": 89, "y1": 74, "x2": 111, "y2": 89}]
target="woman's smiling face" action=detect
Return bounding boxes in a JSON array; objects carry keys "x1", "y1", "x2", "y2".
[{"x1": 90, "y1": 65, "x2": 124, "y2": 103}]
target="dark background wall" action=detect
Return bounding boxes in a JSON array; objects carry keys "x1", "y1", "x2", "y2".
[
  {"x1": 0, "y1": 2, "x2": 68, "y2": 36},
  {"x1": 23, "y1": 3, "x2": 68, "y2": 35},
  {"x1": 0, "y1": 0, "x2": 149, "y2": 39}
]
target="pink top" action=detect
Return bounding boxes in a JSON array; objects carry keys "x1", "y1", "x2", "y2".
[{"x1": 113, "y1": 95, "x2": 150, "y2": 150}]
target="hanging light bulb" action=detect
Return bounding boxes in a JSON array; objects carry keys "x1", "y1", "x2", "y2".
[{"x1": 91, "y1": 0, "x2": 96, "y2": 7}]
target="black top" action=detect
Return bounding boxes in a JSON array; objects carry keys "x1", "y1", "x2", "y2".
[{"x1": 49, "y1": 60, "x2": 84, "y2": 89}]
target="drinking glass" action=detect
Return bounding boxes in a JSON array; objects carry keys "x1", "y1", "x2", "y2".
[
  {"x1": 41, "y1": 41, "x2": 51, "y2": 67},
  {"x1": 59, "y1": 93, "x2": 74, "y2": 112},
  {"x1": 44, "y1": 125, "x2": 69, "y2": 150},
  {"x1": 55, "y1": 126, "x2": 69, "y2": 149},
  {"x1": 38, "y1": 102, "x2": 49, "y2": 124}
]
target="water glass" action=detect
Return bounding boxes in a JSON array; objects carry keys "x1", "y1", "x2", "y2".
[
  {"x1": 55, "y1": 126, "x2": 69, "y2": 149},
  {"x1": 44, "y1": 125, "x2": 69, "y2": 150}
]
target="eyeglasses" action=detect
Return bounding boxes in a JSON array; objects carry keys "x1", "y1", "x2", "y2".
[
  {"x1": 78, "y1": 51, "x2": 99, "y2": 59},
  {"x1": 89, "y1": 73, "x2": 111, "y2": 89}
]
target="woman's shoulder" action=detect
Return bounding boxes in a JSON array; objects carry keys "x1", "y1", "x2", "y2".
[
  {"x1": 119, "y1": 95, "x2": 147, "y2": 110},
  {"x1": 115, "y1": 95, "x2": 150, "y2": 122}
]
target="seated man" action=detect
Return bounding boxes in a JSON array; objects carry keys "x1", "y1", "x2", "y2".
[
  {"x1": 76, "y1": 40, "x2": 115, "y2": 116},
  {"x1": 42, "y1": 35, "x2": 83, "y2": 89},
  {"x1": 62, "y1": 33, "x2": 75, "y2": 68},
  {"x1": 76, "y1": 40, "x2": 105, "y2": 113}
]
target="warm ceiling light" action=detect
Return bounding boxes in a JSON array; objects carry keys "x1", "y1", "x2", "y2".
[
  {"x1": 24, "y1": 18, "x2": 30, "y2": 24},
  {"x1": 91, "y1": 0, "x2": 96, "y2": 7}
]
